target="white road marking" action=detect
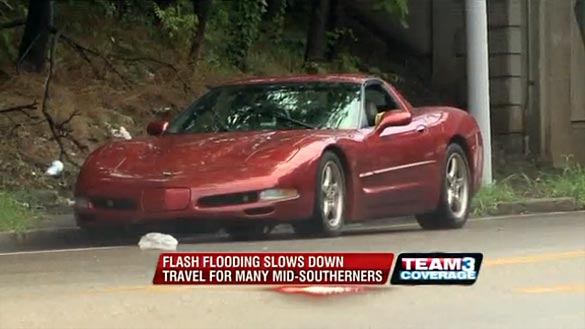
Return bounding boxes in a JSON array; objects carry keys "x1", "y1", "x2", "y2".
[
  {"x1": 0, "y1": 210, "x2": 582, "y2": 257},
  {"x1": 0, "y1": 246, "x2": 130, "y2": 257}
]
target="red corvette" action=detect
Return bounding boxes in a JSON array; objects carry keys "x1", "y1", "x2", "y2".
[{"x1": 74, "y1": 74, "x2": 483, "y2": 239}]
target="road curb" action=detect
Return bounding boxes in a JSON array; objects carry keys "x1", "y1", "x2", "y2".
[
  {"x1": 491, "y1": 197, "x2": 580, "y2": 216},
  {"x1": 0, "y1": 227, "x2": 85, "y2": 252},
  {"x1": 1, "y1": 208, "x2": 584, "y2": 252}
]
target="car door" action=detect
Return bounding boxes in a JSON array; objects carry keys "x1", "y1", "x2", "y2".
[{"x1": 358, "y1": 80, "x2": 436, "y2": 218}]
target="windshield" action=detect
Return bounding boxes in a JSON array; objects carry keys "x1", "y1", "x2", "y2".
[{"x1": 166, "y1": 81, "x2": 362, "y2": 133}]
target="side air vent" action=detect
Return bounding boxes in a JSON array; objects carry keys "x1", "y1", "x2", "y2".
[{"x1": 198, "y1": 192, "x2": 258, "y2": 207}]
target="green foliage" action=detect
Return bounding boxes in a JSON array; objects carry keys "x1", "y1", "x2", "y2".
[
  {"x1": 267, "y1": 0, "x2": 288, "y2": 37},
  {"x1": 153, "y1": 0, "x2": 198, "y2": 46},
  {"x1": 540, "y1": 155, "x2": 585, "y2": 206},
  {"x1": 202, "y1": 1, "x2": 234, "y2": 68},
  {"x1": 326, "y1": 27, "x2": 357, "y2": 55},
  {"x1": 326, "y1": 28, "x2": 356, "y2": 46},
  {"x1": 472, "y1": 155, "x2": 585, "y2": 216},
  {"x1": 87, "y1": 0, "x2": 157, "y2": 24},
  {"x1": 335, "y1": 53, "x2": 361, "y2": 72},
  {"x1": 91, "y1": 0, "x2": 118, "y2": 18},
  {"x1": 225, "y1": 0, "x2": 268, "y2": 70},
  {"x1": 374, "y1": 0, "x2": 409, "y2": 26},
  {"x1": 472, "y1": 181, "x2": 517, "y2": 216},
  {"x1": 0, "y1": 191, "x2": 33, "y2": 232}
]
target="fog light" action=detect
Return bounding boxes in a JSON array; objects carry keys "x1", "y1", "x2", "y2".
[
  {"x1": 259, "y1": 189, "x2": 298, "y2": 201},
  {"x1": 75, "y1": 197, "x2": 90, "y2": 209}
]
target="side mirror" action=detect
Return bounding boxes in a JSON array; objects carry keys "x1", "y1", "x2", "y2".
[
  {"x1": 376, "y1": 110, "x2": 412, "y2": 130},
  {"x1": 146, "y1": 120, "x2": 168, "y2": 136}
]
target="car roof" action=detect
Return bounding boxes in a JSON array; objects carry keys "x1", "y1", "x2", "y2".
[{"x1": 218, "y1": 73, "x2": 373, "y2": 87}]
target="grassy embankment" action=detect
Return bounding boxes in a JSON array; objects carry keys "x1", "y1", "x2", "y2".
[{"x1": 472, "y1": 158, "x2": 585, "y2": 216}]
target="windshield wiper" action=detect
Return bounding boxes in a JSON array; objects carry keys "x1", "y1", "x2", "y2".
[{"x1": 263, "y1": 113, "x2": 317, "y2": 130}]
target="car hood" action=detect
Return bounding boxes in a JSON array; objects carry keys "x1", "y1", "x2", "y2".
[{"x1": 84, "y1": 130, "x2": 331, "y2": 181}]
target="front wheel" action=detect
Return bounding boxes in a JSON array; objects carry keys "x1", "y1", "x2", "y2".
[
  {"x1": 292, "y1": 151, "x2": 346, "y2": 237},
  {"x1": 416, "y1": 143, "x2": 472, "y2": 230}
]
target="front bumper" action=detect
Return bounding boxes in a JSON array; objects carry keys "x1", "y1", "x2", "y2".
[{"x1": 74, "y1": 184, "x2": 313, "y2": 228}]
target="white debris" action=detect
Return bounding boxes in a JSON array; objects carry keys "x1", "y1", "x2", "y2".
[
  {"x1": 110, "y1": 126, "x2": 132, "y2": 140},
  {"x1": 45, "y1": 160, "x2": 64, "y2": 176},
  {"x1": 153, "y1": 106, "x2": 171, "y2": 115},
  {"x1": 138, "y1": 232, "x2": 178, "y2": 251},
  {"x1": 66, "y1": 199, "x2": 75, "y2": 207}
]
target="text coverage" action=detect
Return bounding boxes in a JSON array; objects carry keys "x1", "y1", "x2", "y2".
[
  {"x1": 152, "y1": 252, "x2": 395, "y2": 285},
  {"x1": 152, "y1": 252, "x2": 484, "y2": 285}
]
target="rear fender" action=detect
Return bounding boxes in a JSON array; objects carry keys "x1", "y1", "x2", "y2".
[{"x1": 445, "y1": 112, "x2": 483, "y2": 194}]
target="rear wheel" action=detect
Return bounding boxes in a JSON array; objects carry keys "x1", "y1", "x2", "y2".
[
  {"x1": 416, "y1": 143, "x2": 472, "y2": 229},
  {"x1": 292, "y1": 151, "x2": 346, "y2": 237}
]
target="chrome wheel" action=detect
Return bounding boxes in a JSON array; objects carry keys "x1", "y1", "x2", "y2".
[
  {"x1": 320, "y1": 162, "x2": 344, "y2": 228},
  {"x1": 446, "y1": 153, "x2": 469, "y2": 218}
]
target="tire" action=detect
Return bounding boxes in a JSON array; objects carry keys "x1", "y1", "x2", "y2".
[
  {"x1": 416, "y1": 143, "x2": 472, "y2": 230},
  {"x1": 292, "y1": 151, "x2": 346, "y2": 237},
  {"x1": 224, "y1": 223, "x2": 274, "y2": 241}
]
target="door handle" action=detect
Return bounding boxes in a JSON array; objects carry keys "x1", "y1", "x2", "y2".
[{"x1": 416, "y1": 125, "x2": 427, "y2": 133}]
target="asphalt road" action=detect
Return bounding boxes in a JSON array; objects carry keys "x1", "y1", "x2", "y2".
[{"x1": 1, "y1": 212, "x2": 584, "y2": 329}]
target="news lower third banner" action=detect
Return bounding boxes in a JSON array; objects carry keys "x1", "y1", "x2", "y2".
[{"x1": 152, "y1": 252, "x2": 483, "y2": 285}]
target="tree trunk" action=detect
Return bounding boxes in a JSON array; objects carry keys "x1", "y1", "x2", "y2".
[
  {"x1": 325, "y1": 0, "x2": 340, "y2": 61},
  {"x1": 189, "y1": 0, "x2": 213, "y2": 62},
  {"x1": 18, "y1": 0, "x2": 53, "y2": 72},
  {"x1": 304, "y1": 0, "x2": 331, "y2": 63}
]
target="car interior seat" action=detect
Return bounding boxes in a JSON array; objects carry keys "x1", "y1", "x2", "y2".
[{"x1": 365, "y1": 102, "x2": 379, "y2": 127}]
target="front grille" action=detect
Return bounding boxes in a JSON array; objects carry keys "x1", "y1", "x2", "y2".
[
  {"x1": 91, "y1": 197, "x2": 138, "y2": 210},
  {"x1": 198, "y1": 192, "x2": 258, "y2": 207}
]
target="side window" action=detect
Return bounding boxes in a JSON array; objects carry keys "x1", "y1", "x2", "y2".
[
  {"x1": 365, "y1": 84, "x2": 399, "y2": 111},
  {"x1": 362, "y1": 83, "x2": 400, "y2": 127}
]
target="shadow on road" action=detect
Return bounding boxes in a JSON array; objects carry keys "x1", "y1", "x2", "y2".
[{"x1": 2, "y1": 220, "x2": 422, "y2": 252}]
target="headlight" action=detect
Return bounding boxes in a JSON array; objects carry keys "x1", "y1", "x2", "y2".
[
  {"x1": 258, "y1": 188, "x2": 298, "y2": 201},
  {"x1": 75, "y1": 197, "x2": 90, "y2": 209}
]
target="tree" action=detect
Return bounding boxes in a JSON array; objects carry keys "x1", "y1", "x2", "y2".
[
  {"x1": 304, "y1": 0, "x2": 332, "y2": 63},
  {"x1": 262, "y1": 0, "x2": 287, "y2": 37},
  {"x1": 17, "y1": 0, "x2": 53, "y2": 72},
  {"x1": 226, "y1": 0, "x2": 267, "y2": 70},
  {"x1": 189, "y1": 0, "x2": 213, "y2": 62},
  {"x1": 304, "y1": 0, "x2": 409, "y2": 63},
  {"x1": 265, "y1": 0, "x2": 286, "y2": 21}
]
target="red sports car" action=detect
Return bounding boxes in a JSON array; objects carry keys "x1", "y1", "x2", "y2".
[{"x1": 74, "y1": 74, "x2": 483, "y2": 239}]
